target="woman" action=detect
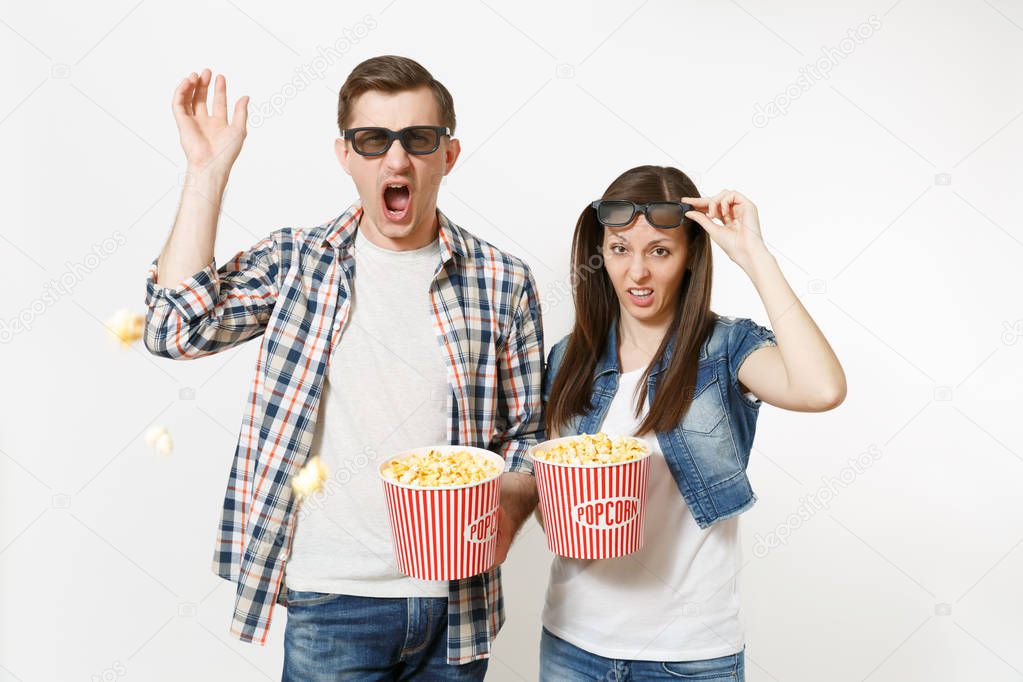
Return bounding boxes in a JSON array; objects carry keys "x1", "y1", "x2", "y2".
[{"x1": 539, "y1": 166, "x2": 845, "y2": 681}]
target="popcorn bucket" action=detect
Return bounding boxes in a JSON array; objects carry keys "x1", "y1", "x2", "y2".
[
  {"x1": 379, "y1": 445, "x2": 504, "y2": 581},
  {"x1": 530, "y1": 435, "x2": 652, "y2": 560}
]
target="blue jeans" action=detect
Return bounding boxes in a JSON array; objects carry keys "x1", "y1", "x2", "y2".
[
  {"x1": 282, "y1": 589, "x2": 488, "y2": 681},
  {"x1": 540, "y1": 626, "x2": 745, "y2": 681}
]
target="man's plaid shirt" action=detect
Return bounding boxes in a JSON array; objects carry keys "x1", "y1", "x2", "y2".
[{"x1": 142, "y1": 202, "x2": 544, "y2": 664}]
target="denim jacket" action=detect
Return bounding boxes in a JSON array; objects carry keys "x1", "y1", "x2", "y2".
[{"x1": 542, "y1": 315, "x2": 777, "y2": 528}]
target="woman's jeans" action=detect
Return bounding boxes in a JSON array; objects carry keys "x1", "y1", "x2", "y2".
[
  {"x1": 282, "y1": 590, "x2": 488, "y2": 681},
  {"x1": 540, "y1": 626, "x2": 745, "y2": 681}
]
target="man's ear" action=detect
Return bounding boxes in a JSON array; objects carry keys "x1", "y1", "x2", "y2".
[
  {"x1": 335, "y1": 137, "x2": 352, "y2": 176},
  {"x1": 443, "y1": 137, "x2": 461, "y2": 175}
]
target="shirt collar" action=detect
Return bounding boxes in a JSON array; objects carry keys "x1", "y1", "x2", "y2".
[{"x1": 322, "y1": 200, "x2": 468, "y2": 265}]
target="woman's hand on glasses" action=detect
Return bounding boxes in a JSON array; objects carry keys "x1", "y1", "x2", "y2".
[
  {"x1": 682, "y1": 190, "x2": 769, "y2": 273},
  {"x1": 172, "y1": 69, "x2": 249, "y2": 182}
]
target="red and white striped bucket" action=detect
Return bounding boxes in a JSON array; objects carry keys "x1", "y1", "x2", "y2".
[
  {"x1": 531, "y1": 436, "x2": 652, "y2": 559},
  {"x1": 379, "y1": 445, "x2": 504, "y2": 581}
]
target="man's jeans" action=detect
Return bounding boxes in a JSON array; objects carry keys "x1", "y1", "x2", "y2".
[
  {"x1": 540, "y1": 626, "x2": 745, "y2": 681},
  {"x1": 282, "y1": 590, "x2": 488, "y2": 681}
]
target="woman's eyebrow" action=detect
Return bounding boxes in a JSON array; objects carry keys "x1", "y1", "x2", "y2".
[{"x1": 608, "y1": 236, "x2": 674, "y2": 247}]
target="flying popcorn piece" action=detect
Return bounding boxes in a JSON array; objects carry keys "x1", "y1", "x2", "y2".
[
  {"x1": 154, "y1": 432, "x2": 173, "y2": 456},
  {"x1": 292, "y1": 456, "x2": 329, "y2": 497},
  {"x1": 106, "y1": 309, "x2": 145, "y2": 347},
  {"x1": 144, "y1": 424, "x2": 173, "y2": 456}
]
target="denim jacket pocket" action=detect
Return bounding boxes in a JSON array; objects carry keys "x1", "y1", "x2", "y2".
[
  {"x1": 679, "y1": 363, "x2": 746, "y2": 489},
  {"x1": 680, "y1": 364, "x2": 727, "y2": 435}
]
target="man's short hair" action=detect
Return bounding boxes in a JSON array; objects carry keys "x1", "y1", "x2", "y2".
[{"x1": 337, "y1": 55, "x2": 456, "y2": 133}]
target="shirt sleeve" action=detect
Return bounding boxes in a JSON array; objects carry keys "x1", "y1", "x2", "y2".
[
  {"x1": 143, "y1": 234, "x2": 279, "y2": 360},
  {"x1": 493, "y1": 269, "x2": 545, "y2": 476},
  {"x1": 726, "y1": 316, "x2": 778, "y2": 395}
]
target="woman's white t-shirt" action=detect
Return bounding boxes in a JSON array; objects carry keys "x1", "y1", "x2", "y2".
[{"x1": 541, "y1": 367, "x2": 745, "y2": 661}]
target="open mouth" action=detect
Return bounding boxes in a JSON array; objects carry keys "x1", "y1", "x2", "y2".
[
  {"x1": 382, "y1": 182, "x2": 411, "y2": 222},
  {"x1": 627, "y1": 287, "x2": 654, "y2": 306}
]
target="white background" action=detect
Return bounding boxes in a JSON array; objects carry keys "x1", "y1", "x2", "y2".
[{"x1": 2, "y1": 0, "x2": 1022, "y2": 680}]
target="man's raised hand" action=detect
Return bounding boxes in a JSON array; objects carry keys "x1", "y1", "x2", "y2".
[{"x1": 172, "y1": 68, "x2": 249, "y2": 178}]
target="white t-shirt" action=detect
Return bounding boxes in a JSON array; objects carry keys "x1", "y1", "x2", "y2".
[
  {"x1": 284, "y1": 228, "x2": 450, "y2": 598},
  {"x1": 541, "y1": 367, "x2": 745, "y2": 661}
]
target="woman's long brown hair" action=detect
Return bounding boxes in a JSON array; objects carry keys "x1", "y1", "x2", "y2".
[{"x1": 545, "y1": 165, "x2": 716, "y2": 437}]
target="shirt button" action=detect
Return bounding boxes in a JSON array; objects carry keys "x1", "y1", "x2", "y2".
[{"x1": 333, "y1": 320, "x2": 341, "y2": 332}]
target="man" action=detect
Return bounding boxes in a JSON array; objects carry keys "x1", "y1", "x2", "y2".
[{"x1": 144, "y1": 55, "x2": 543, "y2": 680}]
